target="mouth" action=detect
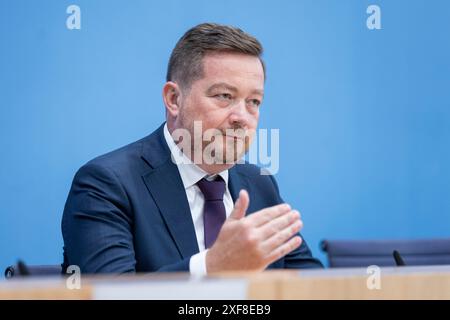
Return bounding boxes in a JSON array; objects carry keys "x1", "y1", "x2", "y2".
[{"x1": 224, "y1": 135, "x2": 244, "y2": 141}]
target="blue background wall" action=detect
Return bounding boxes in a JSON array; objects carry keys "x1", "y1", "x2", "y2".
[{"x1": 1, "y1": 0, "x2": 449, "y2": 268}]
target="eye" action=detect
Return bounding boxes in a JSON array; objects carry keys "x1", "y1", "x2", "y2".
[
  {"x1": 215, "y1": 93, "x2": 233, "y2": 101},
  {"x1": 248, "y1": 99, "x2": 261, "y2": 107}
]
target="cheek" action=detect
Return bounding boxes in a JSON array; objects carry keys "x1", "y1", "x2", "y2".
[
  {"x1": 198, "y1": 100, "x2": 230, "y2": 126},
  {"x1": 179, "y1": 97, "x2": 204, "y2": 125},
  {"x1": 248, "y1": 111, "x2": 259, "y2": 129},
  {"x1": 185, "y1": 96, "x2": 213, "y2": 119}
]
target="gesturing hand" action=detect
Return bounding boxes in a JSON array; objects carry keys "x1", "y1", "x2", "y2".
[{"x1": 206, "y1": 189, "x2": 303, "y2": 273}]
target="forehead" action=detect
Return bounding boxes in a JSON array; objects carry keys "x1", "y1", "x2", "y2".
[{"x1": 198, "y1": 52, "x2": 265, "y2": 91}]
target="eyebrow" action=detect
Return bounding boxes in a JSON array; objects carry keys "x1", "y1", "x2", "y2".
[{"x1": 205, "y1": 82, "x2": 264, "y2": 96}]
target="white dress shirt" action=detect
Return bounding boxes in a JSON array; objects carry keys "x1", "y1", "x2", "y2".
[{"x1": 163, "y1": 124, "x2": 234, "y2": 276}]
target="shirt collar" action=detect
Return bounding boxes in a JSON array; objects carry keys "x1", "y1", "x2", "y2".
[{"x1": 163, "y1": 123, "x2": 229, "y2": 189}]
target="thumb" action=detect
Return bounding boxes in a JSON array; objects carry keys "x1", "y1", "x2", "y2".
[{"x1": 229, "y1": 189, "x2": 249, "y2": 220}]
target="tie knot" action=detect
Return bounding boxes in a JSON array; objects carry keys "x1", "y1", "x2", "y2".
[{"x1": 197, "y1": 176, "x2": 226, "y2": 201}]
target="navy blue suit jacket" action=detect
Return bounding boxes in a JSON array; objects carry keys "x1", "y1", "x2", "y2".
[{"x1": 62, "y1": 123, "x2": 323, "y2": 273}]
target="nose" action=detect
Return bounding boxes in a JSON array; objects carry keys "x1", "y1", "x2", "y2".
[{"x1": 229, "y1": 99, "x2": 250, "y2": 128}]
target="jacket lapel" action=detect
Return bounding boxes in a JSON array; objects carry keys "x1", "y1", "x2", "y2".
[{"x1": 141, "y1": 124, "x2": 199, "y2": 259}]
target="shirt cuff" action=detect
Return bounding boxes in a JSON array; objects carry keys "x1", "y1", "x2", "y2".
[{"x1": 189, "y1": 250, "x2": 208, "y2": 277}]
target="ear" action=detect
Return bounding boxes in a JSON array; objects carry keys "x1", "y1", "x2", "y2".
[{"x1": 162, "y1": 81, "x2": 182, "y2": 118}]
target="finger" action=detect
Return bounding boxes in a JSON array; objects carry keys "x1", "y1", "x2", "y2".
[
  {"x1": 229, "y1": 189, "x2": 249, "y2": 220},
  {"x1": 257, "y1": 210, "x2": 301, "y2": 240},
  {"x1": 266, "y1": 235, "x2": 303, "y2": 263},
  {"x1": 245, "y1": 203, "x2": 291, "y2": 227},
  {"x1": 261, "y1": 219, "x2": 303, "y2": 253}
]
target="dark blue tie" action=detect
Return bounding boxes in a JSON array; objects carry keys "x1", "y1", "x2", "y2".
[{"x1": 197, "y1": 177, "x2": 226, "y2": 249}]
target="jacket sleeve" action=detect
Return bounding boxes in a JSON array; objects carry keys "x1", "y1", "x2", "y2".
[{"x1": 62, "y1": 162, "x2": 191, "y2": 274}]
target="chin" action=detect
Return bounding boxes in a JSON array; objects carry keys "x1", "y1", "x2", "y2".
[{"x1": 201, "y1": 163, "x2": 235, "y2": 175}]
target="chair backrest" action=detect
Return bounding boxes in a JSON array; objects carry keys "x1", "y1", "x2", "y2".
[
  {"x1": 4, "y1": 264, "x2": 63, "y2": 278},
  {"x1": 320, "y1": 238, "x2": 450, "y2": 268}
]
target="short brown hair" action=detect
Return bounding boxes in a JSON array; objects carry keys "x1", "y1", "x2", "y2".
[{"x1": 166, "y1": 23, "x2": 265, "y2": 90}]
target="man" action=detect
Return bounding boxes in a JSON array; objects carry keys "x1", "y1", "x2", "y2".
[{"x1": 62, "y1": 23, "x2": 322, "y2": 274}]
